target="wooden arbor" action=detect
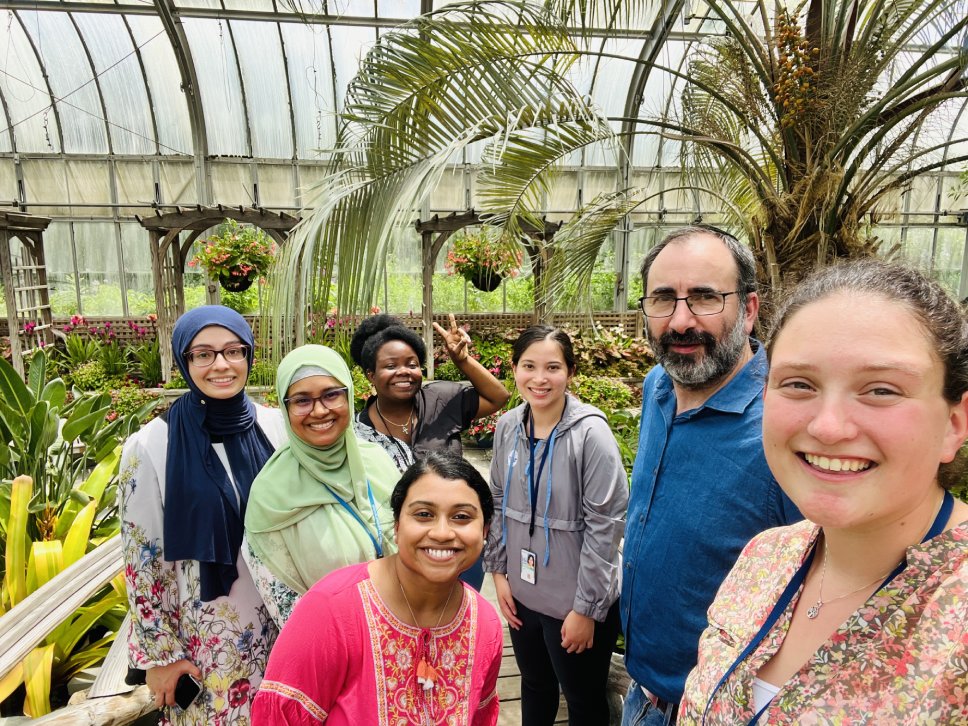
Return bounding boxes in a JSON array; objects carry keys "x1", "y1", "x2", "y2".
[
  {"x1": 0, "y1": 212, "x2": 54, "y2": 377},
  {"x1": 136, "y1": 206, "x2": 300, "y2": 379},
  {"x1": 415, "y1": 211, "x2": 562, "y2": 377}
]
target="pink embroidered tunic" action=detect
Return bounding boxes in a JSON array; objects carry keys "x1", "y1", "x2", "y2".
[
  {"x1": 252, "y1": 562, "x2": 502, "y2": 725},
  {"x1": 679, "y1": 519, "x2": 968, "y2": 725}
]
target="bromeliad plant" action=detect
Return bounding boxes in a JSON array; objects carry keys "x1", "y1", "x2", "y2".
[
  {"x1": 191, "y1": 219, "x2": 277, "y2": 292},
  {"x1": 0, "y1": 351, "x2": 155, "y2": 716}
]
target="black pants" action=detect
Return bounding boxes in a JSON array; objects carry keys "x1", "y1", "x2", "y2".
[{"x1": 509, "y1": 598, "x2": 621, "y2": 726}]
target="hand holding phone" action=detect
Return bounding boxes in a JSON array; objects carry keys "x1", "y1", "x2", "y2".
[{"x1": 174, "y1": 673, "x2": 203, "y2": 711}]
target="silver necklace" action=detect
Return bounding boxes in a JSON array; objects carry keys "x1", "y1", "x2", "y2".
[
  {"x1": 376, "y1": 399, "x2": 414, "y2": 435},
  {"x1": 805, "y1": 540, "x2": 899, "y2": 619}
]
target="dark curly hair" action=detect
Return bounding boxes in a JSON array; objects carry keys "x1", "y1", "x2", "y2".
[{"x1": 349, "y1": 314, "x2": 427, "y2": 372}]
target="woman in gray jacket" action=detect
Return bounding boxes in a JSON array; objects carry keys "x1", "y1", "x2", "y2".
[{"x1": 484, "y1": 326, "x2": 628, "y2": 726}]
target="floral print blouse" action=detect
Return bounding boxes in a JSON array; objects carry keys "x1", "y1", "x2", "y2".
[
  {"x1": 679, "y1": 519, "x2": 968, "y2": 725},
  {"x1": 120, "y1": 405, "x2": 285, "y2": 726}
]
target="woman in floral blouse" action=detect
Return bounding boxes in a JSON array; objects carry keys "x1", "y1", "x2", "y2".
[
  {"x1": 120, "y1": 306, "x2": 285, "y2": 724},
  {"x1": 252, "y1": 452, "x2": 503, "y2": 725},
  {"x1": 680, "y1": 260, "x2": 968, "y2": 724}
]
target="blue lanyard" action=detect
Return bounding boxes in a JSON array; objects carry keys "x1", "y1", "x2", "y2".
[
  {"x1": 528, "y1": 404, "x2": 562, "y2": 539},
  {"x1": 702, "y1": 491, "x2": 954, "y2": 726},
  {"x1": 324, "y1": 479, "x2": 385, "y2": 559}
]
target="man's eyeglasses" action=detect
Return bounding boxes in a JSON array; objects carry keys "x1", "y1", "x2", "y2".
[
  {"x1": 639, "y1": 291, "x2": 741, "y2": 318},
  {"x1": 284, "y1": 388, "x2": 350, "y2": 415},
  {"x1": 184, "y1": 345, "x2": 250, "y2": 368}
]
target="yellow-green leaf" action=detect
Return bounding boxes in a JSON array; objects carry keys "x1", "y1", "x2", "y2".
[
  {"x1": 26, "y1": 540, "x2": 63, "y2": 594},
  {"x1": 4, "y1": 476, "x2": 32, "y2": 608},
  {"x1": 54, "y1": 448, "x2": 120, "y2": 539},
  {"x1": 0, "y1": 661, "x2": 24, "y2": 705},
  {"x1": 62, "y1": 500, "x2": 96, "y2": 568},
  {"x1": 22, "y1": 644, "x2": 55, "y2": 718}
]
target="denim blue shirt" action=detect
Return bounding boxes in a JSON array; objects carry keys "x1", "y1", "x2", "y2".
[{"x1": 620, "y1": 339, "x2": 800, "y2": 704}]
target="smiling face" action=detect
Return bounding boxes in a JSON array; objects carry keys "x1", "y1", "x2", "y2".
[
  {"x1": 367, "y1": 340, "x2": 423, "y2": 404},
  {"x1": 513, "y1": 337, "x2": 574, "y2": 415},
  {"x1": 763, "y1": 292, "x2": 968, "y2": 534},
  {"x1": 394, "y1": 472, "x2": 486, "y2": 585},
  {"x1": 185, "y1": 326, "x2": 249, "y2": 399},
  {"x1": 644, "y1": 233, "x2": 758, "y2": 389},
  {"x1": 285, "y1": 374, "x2": 351, "y2": 448}
]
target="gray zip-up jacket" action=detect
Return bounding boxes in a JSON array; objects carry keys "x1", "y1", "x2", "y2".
[{"x1": 483, "y1": 394, "x2": 628, "y2": 621}]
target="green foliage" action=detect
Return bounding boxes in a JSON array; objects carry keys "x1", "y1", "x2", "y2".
[
  {"x1": 248, "y1": 357, "x2": 277, "y2": 387},
  {"x1": 220, "y1": 286, "x2": 261, "y2": 314},
  {"x1": 605, "y1": 407, "x2": 641, "y2": 478},
  {"x1": 69, "y1": 361, "x2": 110, "y2": 391},
  {"x1": 109, "y1": 385, "x2": 163, "y2": 420},
  {"x1": 445, "y1": 229, "x2": 523, "y2": 284},
  {"x1": 98, "y1": 343, "x2": 130, "y2": 379},
  {"x1": 351, "y1": 366, "x2": 373, "y2": 413},
  {"x1": 62, "y1": 334, "x2": 101, "y2": 369},
  {"x1": 130, "y1": 339, "x2": 163, "y2": 387},
  {"x1": 433, "y1": 360, "x2": 463, "y2": 382},
  {"x1": 190, "y1": 219, "x2": 277, "y2": 281},
  {"x1": 570, "y1": 374, "x2": 634, "y2": 411},
  {"x1": 568, "y1": 327, "x2": 654, "y2": 378},
  {"x1": 0, "y1": 351, "x2": 154, "y2": 716},
  {"x1": 162, "y1": 370, "x2": 188, "y2": 389}
]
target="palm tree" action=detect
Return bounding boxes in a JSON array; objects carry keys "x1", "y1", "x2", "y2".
[{"x1": 267, "y1": 0, "x2": 967, "y2": 349}]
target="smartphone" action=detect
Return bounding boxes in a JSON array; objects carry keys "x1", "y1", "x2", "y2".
[{"x1": 174, "y1": 673, "x2": 203, "y2": 711}]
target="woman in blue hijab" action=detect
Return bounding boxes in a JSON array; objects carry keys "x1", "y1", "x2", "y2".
[{"x1": 120, "y1": 306, "x2": 285, "y2": 725}]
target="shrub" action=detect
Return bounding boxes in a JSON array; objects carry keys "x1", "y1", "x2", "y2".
[
  {"x1": 570, "y1": 374, "x2": 634, "y2": 411},
  {"x1": 109, "y1": 384, "x2": 163, "y2": 420},
  {"x1": 130, "y1": 339, "x2": 162, "y2": 387},
  {"x1": 70, "y1": 360, "x2": 109, "y2": 391}
]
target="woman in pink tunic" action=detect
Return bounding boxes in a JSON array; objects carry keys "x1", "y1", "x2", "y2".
[{"x1": 252, "y1": 452, "x2": 503, "y2": 725}]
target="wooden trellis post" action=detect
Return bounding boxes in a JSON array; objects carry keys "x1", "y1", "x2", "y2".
[{"x1": 0, "y1": 212, "x2": 54, "y2": 378}]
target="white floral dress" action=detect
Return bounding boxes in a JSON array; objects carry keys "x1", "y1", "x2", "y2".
[{"x1": 120, "y1": 404, "x2": 285, "y2": 725}]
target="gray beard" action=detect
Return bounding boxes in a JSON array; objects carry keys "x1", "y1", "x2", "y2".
[{"x1": 647, "y1": 311, "x2": 749, "y2": 390}]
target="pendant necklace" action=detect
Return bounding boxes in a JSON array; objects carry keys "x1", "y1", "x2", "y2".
[
  {"x1": 376, "y1": 399, "x2": 415, "y2": 436},
  {"x1": 805, "y1": 538, "x2": 900, "y2": 619},
  {"x1": 396, "y1": 565, "x2": 458, "y2": 691}
]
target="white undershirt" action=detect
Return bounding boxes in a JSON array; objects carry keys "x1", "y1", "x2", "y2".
[{"x1": 751, "y1": 677, "x2": 780, "y2": 719}]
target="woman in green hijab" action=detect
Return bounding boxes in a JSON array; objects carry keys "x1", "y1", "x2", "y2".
[{"x1": 244, "y1": 345, "x2": 400, "y2": 626}]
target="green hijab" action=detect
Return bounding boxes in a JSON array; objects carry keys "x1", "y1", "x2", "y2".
[{"x1": 245, "y1": 345, "x2": 399, "y2": 594}]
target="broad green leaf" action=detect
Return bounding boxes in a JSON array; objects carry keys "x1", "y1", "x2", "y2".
[
  {"x1": 26, "y1": 540, "x2": 64, "y2": 594},
  {"x1": 54, "y1": 448, "x2": 119, "y2": 539},
  {"x1": 62, "y1": 407, "x2": 111, "y2": 444},
  {"x1": 22, "y1": 644, "x2": 55, "y2": 718},
  {"x1": 0, "y1": 356, "x2": 33, "y2": 420},
  {"x1": 4, "y1": 476, "x2": 31, "y2": 607},
  {"x1": 27, "y1": 352, "x2": 47, "y2": 399},
  {"x1": 56, "y1": 593, "x2": 126, "y2": 656},
  {"x1": 40, "y1": 378, "x2": 67, "y2": 410}
]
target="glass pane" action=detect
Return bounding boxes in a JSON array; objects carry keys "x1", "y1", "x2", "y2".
[
  {"x1": 20, "y1": 11, "x2": 108, "y2": 153},
  {"x1": 331, "y1": 25, "x2": 378, "y2": 112},
  {"x1": 46, "y1": 221, "x2": 79, "y2": 315},
  {"x1": 73, "y1": 221, "x2": 123, "y2": 314},
  {"x1": 281, "y1": 23, "x2": 337, "y2": 159},
  {"x1": 223, "y1": 0, "x2": 274, "y2": 10},
  {"x1": 126, "y1": 15, "x2": 193, "y2": 155},
  {"x1": 184, "y1": 18, "x2": 248, "y2": 156},
  {"x1": 0, "y1": 16, "x2": 60, "y2": 152},
  {"x1": 120, "y1": 222, "x2": 157, "y2": 314},
  {"x1": 231, "y1": 20, "x2": 293, "y2": 159},
  {"x1": 74, "y1": 13, "x2": 155, "y2": 155}
]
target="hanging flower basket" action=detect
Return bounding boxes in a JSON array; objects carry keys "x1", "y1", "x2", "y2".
[
  {"x1": 219, "y1": 270, "x2": 257, "y2": 292},
  {"x1": 189, "y1": 219, "x2": 277, "y2": 291},
  {"x1": 468, "y1": 268, "x2": 504, "y2": 292},
  {"x1": 445, "y1": 228, "x2": 522, "y2": 293}
]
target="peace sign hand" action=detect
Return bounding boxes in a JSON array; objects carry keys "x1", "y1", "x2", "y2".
[{"x1": 432, "y1": 314, "x2": 471, "y2": 364}]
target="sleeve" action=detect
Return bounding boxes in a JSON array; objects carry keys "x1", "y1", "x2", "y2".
[
  {"x1": 243, "y1": 538, "x2": 301, "y2": 628},
  {"x1": 482, "y1": 417, "x2": 511, "y2": 574},
  {"x1": 473, "y1": 600, "x2": 503, "y2": 726},
  {"x1": 251, "y1": 587, "x2": 351, "y2": 725},
  {"x1": 119, "y1": 427, "x2": 187, "y2": 669},
  {"x1": 572, "y1": 418, "x2": 629, "y2": 621},
  {"x1": 457, "y1": 382, "x2": 481, "y2": 428}
]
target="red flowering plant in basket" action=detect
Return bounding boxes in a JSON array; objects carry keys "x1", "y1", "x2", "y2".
[
  {"x1": 190, "y1": 219, "x2": 277, "y2": 292},
  {"x1": 444, "y1": 229, "x2": 523, "y2": 292},
  {"x1": 465, "y1": 412, "x2": 501, "y2": 447}
]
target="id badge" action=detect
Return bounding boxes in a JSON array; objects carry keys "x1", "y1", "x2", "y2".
[{"x1": 520, "y1": 549, "x2": 536, "y2": 584}]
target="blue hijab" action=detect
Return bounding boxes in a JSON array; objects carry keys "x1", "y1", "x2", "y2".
[{"x1": 163, "y1": 306, "x2": 274, "y2": 601}]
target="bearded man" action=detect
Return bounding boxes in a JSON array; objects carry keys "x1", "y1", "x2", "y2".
[{"x1": 620, "y1": 227, "x2": 801, "y2": 726}]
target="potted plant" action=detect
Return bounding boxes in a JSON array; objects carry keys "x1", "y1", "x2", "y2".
[
  {"x1": 190, "y1": 219, "x2": 277, "y2": 292},
  {"x1": 465, "y1": 412, "x2": 500, "y2": 448},
  {"x1": 445, "y1": 229, "x2": 523, "y2": 292}
]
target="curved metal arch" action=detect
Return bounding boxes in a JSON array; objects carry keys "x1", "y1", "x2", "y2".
[
  {"x1": 275, "y1": 21, "x2": 299, "y2": 161},
  {"x1": 221, "y1": 18, "x2": 254, "y2": 159},
  {"x1": 12, "y1": 10, "x2": 65, "y2": 153},
  {"x1": 153, "y1": 0, "x2": 211, "y2": 202},
  {"x1": 66, "y1": 12, "x2": 113, "y2": 155}
]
